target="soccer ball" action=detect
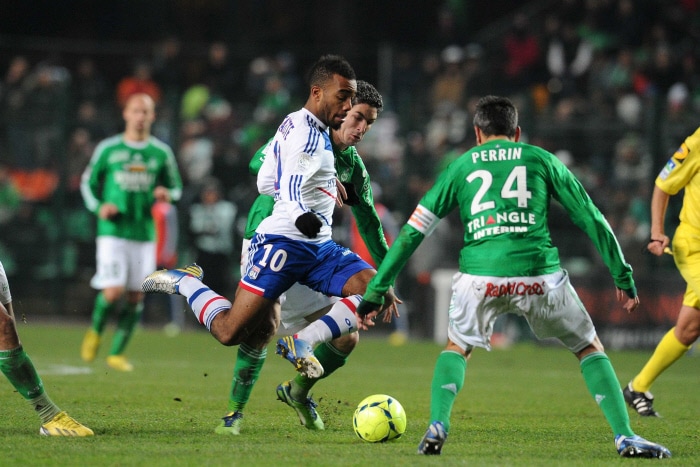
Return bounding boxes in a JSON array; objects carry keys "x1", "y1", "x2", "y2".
[{"x1": 353, "y1": 394, "x2": 407, "y2": 443}]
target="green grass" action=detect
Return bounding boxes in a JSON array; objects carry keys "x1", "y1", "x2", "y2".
[{"x1": 3, "y1": 323, "x2": 699, "y2": 466}]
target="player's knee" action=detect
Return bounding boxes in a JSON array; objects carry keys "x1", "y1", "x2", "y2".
[
  {"x1": 342, "y1": 269, "x2": 376, "y2": 296},
  {"x1": 210, "y1": 321, "x2": 244, "y2": 346}
]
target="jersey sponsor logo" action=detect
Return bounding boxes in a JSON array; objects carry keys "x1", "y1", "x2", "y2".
[
  {"x1": 468, "y1": 211, "x2": 536, "y2": 239},
  {"x1": 471, "y1": 146, "x2": 522, "y2": 164},
  {"x1": 473, "y1": 225, "x2": 529, "y2": 239},
  {"x1": 114, "y1": 170, "x2": 155, "y2": 191},
  {"x1": 247, "y1": 265, "x2": 260, "y2": 280},
  {"x1": 484, "y1": 280, "x2": 545, "y2": 297},
  {"x1": 125, "y1": 159, "x2": 147, "y2": 172},
  {"x1": 673, "y1": 142, "x2": 689, "y2": 162},
  {"x1": 659, "y1": 159, "x2": 676, "y2": 180},
  {"x1": 298, "y1": 153, "x2": 311, "y2": 171}
]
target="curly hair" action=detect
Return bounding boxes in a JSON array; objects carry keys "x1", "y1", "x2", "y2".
[
  {"x1": 307, "y1": 54, "x2": 356, "y2": 88},
  {"x1": 353, "y1": 80, "x2": 383, "y2": 113}
]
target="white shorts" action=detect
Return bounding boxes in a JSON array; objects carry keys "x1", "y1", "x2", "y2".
[
  {"x1": 91, "y1": 236, "x2": 156, "y2": 291},
  {"x1": 0, "y1": 260, "x2": 11, "y2": 305},
  {"x1": 447, "y1": 269, "x2": 596, "y2": 353},
  {"x1": 240, "y1": 237, "x2": 339, "y2": 330}
]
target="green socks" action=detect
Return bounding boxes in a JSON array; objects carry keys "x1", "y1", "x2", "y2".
[
  {"x1": 580, "y1": 352, "x2": 634, "y2": 437},
  {"x1": 429, "y1": 350, "x2": 466, "y2": 433},
  {"x1": 90, "y1": 291, "x2": 116, "y2": 334},
  {"x1": 228, "y1": 344, "x2": 267, "y2": 412},
  {"x1": 0, "y1": 346, "x2": 60, "y2": 422},
  {"x1": 109, "y1": 302, "x2": 143, "y2": 356}
]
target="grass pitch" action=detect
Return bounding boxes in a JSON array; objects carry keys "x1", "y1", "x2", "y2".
[{"x1": 3, "y1": 322, "x2": 698, "y2": 466}]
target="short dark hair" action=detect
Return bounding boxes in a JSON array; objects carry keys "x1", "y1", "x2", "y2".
[
  {"x1": 473, "y1": 95, "x2": 518, "y2": 138},
  {"x1": 307, "y1": 54, "x2": 356, "y2": 88},
  {"x1": 353, "y1": 80, "x2": 383, "y2": 113}
]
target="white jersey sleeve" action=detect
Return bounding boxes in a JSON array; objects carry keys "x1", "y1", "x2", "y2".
[
  {"x1": 256, "y1": 108, "x2": 338, "y2": 242},
  {"x1": 256, "y1": 141, "x2": 277, "y2": 196}
]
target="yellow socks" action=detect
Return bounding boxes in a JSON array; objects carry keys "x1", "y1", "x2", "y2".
[{"x1": 633, "y1": 328, "x2": 691, "y2": 392}]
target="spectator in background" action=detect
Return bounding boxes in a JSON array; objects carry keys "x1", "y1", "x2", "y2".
[
  {"x1": 644, "y1": 45, "x2": 677, "y2": 98},
  {"x1": 23, "y1": 61, "x2": 70, "y2": 170},
  {"x1": 246, "y1": 55, "x2": 276, "y2": 101},
  {"x1": 71, "y1": 57, "x2": 110, "y2": 113},
  {"x1": 152, "y1": 36, "x2": 185, "y2": 106},
  {"x1": 501, "y1": 13, "x2": 542, "y2": 94},
  {"x1": 545, "y1": 18, "x2": 594, "y2": 100},
  {"x1": 177, "y1": 119, "x2": 214, "y2": 191},
  {"x1": 65, "y1": 127, "x2": 95, "y2": 197},
  {"x1": 610, "y1": 133, "x2": 652, "y2": 188},
  {"x1": 188, "y1": 177, "x2": 237, "y2": 297},
  {"x1": 1, "y1": 56, "x2": 32, "y2": 169},
  {"x1": 205, "y1": 41, "x2": 239, "y2": 103},
  {"x1": 429, "y1": 45, "x2": 467, "y2": 114}
]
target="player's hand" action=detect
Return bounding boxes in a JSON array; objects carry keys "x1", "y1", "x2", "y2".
[
  {"x1": 356, "y1": 299, "x2": 382, "y2": 330},
  {"x1": 295, "y1": 212, "x2": 322, "y2": 238},
  {"x1": 335, "y1": 178, "x2": 346, "y2": 207},
  {"x1": 380, "y1": 286, "x2": 402, "y2": 324},
  {"x1": 98, "y1": 203, "x2": 121, "y2": 220},
  {"x1": 646, "y1": 235, "x2": 670, "y2": 256},
  {"x1": 341, "y1": 182, "x2": 361, "y2": 206},
  {"x1": 616, "y1": 287, "x2": 639, "y2": 313}
]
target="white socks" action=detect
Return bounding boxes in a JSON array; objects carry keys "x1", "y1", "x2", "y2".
[
  {"x1": 178, "y1": 276, "x2": 231, "y2": 330},
  {"x1": 295, "y1": 295, "x2": 361, "y2": 347}
]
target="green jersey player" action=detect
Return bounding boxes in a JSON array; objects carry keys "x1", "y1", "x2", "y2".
[
  {"x1": 357, "y1": 96, "x2": 671, "y2": 459},
  {"x1": 0, "y1": 259, "x2": 93, "y2": 436},
  {"x1": 80, "y1": 93, "x2": 183, "y2": 372},
  {"x1": 216, "y1": 80, "x2": 391, "y2": 435}
]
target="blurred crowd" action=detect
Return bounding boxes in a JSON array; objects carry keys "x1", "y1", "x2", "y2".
[{"x1": 0, "y1": 0, "x2": 698, "y2": 332}]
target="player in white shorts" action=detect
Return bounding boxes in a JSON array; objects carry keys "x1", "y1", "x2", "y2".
[
  {"x1": 79, "y1": 93, "x2": 183, "y2": 372},
  {"x1": 447, "y1": 271, "x2": 595, "y2": 353},
  {"x1": 92, "y1": 237, "x2": 156, "y2": 291},
  {"x1": 357, "y1": 95, "x2": 671, "y2": 458}
]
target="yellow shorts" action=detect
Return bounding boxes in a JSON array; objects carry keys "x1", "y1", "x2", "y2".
[{"x1": 672, "y1": 223, "x2": 700, "y2": 309}]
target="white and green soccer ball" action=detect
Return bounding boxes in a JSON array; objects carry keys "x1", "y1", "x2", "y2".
[{"x1": 352, "y1": 394, "x2": 407, "y2": 443}]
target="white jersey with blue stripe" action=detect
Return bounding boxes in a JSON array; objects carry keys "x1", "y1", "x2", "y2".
[{"x1": 256, "y1": 108, "x2": 337, "y2": 242}]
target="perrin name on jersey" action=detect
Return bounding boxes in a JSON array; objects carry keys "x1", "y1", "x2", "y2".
[{"x1": 471, "y1": 146, "x2": 522, "y2": 164}]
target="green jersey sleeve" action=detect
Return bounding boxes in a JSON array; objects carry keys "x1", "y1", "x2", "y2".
[
  {"x1": 243, "y1": 137, "x2": 276, "y2": 240},
  {"x1": 250, "y1": 137, "x2": 273, "y2": 176},
  {"x1": 336, "y1": 146, "x2": 390, "y2": 265},
  {"x1": 364, "y1": 224, "x2": 424, "y2": 303},
  {"x1": 547, "y1": 158, "x2": 635, "y2": 291}
]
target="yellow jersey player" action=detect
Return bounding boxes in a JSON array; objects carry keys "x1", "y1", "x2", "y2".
[{"x1": 625, "y1": 126, "x2": 700, "y2": 417}]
